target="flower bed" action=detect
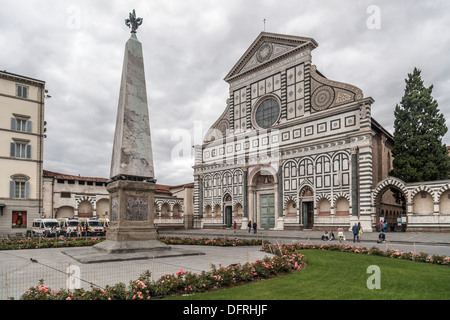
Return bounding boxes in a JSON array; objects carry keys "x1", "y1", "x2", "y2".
[
  {"x1": 261, "y1": 242, "x2": 450, "y2": 266},
  {"x1": 0, "y1": 236, "x2": 263, "y2": 251},
  {"x1": 157, "y1": 236, "x2": 267, "y2": 247},
  {"x1": 20, "y1": 244, "x2": 304, "y2": 300},
  {"x1": 0, "y1": 237, "x2": 104, "y2": 250}
]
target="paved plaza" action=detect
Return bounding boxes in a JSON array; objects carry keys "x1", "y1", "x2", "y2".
[
  {"x1": 1, "y1": 229, "x2": 448, "y2": 300},
  {"x1": 0, "y1": 241, "x2": 272, "y2": 300}
]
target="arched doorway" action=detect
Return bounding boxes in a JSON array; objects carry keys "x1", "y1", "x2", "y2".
[
  {"x1": 299, "y1": 185, "x2": 314, "y2": 229},
  {"x1": 223, "y1": 193, "x2": 232, "y2": 228},
  {"x1": 173, "y1": 203, "x2": 182, "y2": 218},
  {"x1": 78, "y1": 200, "x2": 93, "y2": 218},
  {"x1": 248, "y1": 166, "x2": 278, "y2": 229},
  {"x1": 373, "y1": 177, "x2": 407, "y2": 232}
]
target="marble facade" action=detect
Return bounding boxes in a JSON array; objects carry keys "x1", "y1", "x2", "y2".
[{"x1": 193, "y1": 32, "x2": 450, "y2": 232}]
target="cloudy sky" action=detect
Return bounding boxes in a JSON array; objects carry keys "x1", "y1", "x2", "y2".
[{"x1": 1, "y1": 0, "x2": 449, "y2": 185}]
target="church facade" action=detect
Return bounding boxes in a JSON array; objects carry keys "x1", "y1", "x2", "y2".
[{"x1": 193, "y1": 32, "x2": 450, "y2": 232}]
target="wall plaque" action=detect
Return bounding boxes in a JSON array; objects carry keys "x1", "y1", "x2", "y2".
[
  {"x1": 126, "y1": 196, "x2": 148, "y2": 221},
  {"x1": 111, "y1": 196, "x2": 119, "y2": 221}
]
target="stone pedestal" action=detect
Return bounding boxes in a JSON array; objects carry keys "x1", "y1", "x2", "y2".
[{"x1": 93, "y1": 179, "x2": 169, "y2": 253}]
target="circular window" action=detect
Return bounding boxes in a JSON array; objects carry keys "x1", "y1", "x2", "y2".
[{"x1": 254, "y1": 98, "x2": 280, "y2": 129}]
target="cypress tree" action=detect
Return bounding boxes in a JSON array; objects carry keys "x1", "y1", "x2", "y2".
[{"x1": 390, "y1": 67, "x2": 450, "y2": 182}]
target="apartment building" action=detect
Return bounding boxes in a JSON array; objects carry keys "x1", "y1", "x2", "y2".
[{"x1": 0, "y1": 70, "x2": 46, "y2": 235}]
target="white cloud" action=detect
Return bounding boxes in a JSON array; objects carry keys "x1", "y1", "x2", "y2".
[{"x1": 1, "y1": 0, "x2": 449, "y2": 185}]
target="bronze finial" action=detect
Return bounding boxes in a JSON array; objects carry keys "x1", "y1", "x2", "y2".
[{"x1": 125, "y1": 9, "x2": 143, "y2": 33}]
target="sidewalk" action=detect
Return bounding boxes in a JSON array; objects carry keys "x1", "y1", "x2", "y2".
[{"x1": 160, "y1": 228, "x2": 450, "y2": 246}]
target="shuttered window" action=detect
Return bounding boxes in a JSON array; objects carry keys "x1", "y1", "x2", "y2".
[
  {"x1": 9, "y1": 181, "x2": 30, "y2": 199},
  {"x1": 10, "y1": 142, "x2": 31, "y2": 159},
  {"x1": 16, "y1": 85, "x2": 28, "y2": 98}
]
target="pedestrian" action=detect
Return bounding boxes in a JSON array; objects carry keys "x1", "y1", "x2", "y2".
[
  {"x1": 253, "y1": 222, "x2": 257, "y2": 234},
  {"x1": 337, "y1": 227, "x2": 344, "y2": 242},
  {"x1": 382, "y1": 220, "x2": 387, "y2": 232},
  {"x1": 352, "y1": 223, "x2": 359, "y2": 243},
  {"x1": 358, "y1": 222, "x2": 362, "y2": 242},
  {"x1": 85, "y1": 223, "x2": 89, "y2": 237},
  {"x1": 154, "y1": 223, "x2": 159, "y2": 235},
  {"x1": 248, "y1": 221, "x2": 252, "y2": 233},
  {"x1": 233, "y1": 221, "x2": 237, "y2": 233},
  {"x1": 76, "y1": 223, "x2": 81, "y2": 239},
  {"x1": 379, "y1": 220, "x2": 383, "y2": 232}
]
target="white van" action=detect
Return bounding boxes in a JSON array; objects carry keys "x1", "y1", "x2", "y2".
[
  {"x1": 86, "y1": 220, "x2": 105, "y2": 236},
  {"x1": 57, "y1": 218, "x2": 69, "y2": 234},
  {"x1": 78, "y1": 218, "x2": 105, "y2": 236},
  {"x1": 98, "y1": 218, "x2": 110, "y2": 230},
  {"x1": 32, "y1": 219, "x2": 61, "y2": 237}
]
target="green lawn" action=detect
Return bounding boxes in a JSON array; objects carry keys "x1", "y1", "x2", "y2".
[{"x1": 166, "y1": 250, "x2": 450, "y2": 300}]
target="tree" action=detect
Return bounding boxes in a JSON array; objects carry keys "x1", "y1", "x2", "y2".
[{"x1": 390, "y1": 67, "x2": 450, "y2": 182}]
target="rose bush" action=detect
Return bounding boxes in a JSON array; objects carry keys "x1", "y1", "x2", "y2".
[
  {"x1": 261, "y1": 242, "x2": 449, "y2": 266},
  {"x1": 157, "y1": 236, "x2": 267, "y2": 247}
]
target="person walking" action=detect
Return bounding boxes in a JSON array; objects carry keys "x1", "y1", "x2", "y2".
[
  {"x1": 233, "y1": 221, "x2": 237, "y2": 233},
  {"x1": 352, "y1": 223, "x2": 359, "y2": 243},
  {"x1": 253, "y1": 222, "x2": 257, "y2": 234},
  {"x1": 248, "y1": 221, "x2": 252, "y2": 233},
  {"x1": 357, "y1": 222, "x2": 362, "y2": 242}
]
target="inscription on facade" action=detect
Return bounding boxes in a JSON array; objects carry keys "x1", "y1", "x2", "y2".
[{"x1": 126, "y1": 196, "x2": 148, "y2": 221}]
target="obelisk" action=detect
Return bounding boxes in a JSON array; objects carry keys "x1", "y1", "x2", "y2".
[{"x1": 94, "y1": 10, "x2": 169, "y2": 254}]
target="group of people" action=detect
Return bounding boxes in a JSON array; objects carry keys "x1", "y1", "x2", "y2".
[
  {"x1": 247, "y1": 221, "x2": 257, "y2": 234},
  {"x1": 379, "y1": 220, "x2": 389, "y2": 232},
  {"x1": 321, "y1": 223, "x2": 364, "y2": 243},
  {"x1": 231, "y1": 220, "x2": 258, "y2": 234},
  {"x1": 321, "y1": 222, "x2": 386, "y2": 243},
  {"x1": 321, "y1": 230, "x2": 336, "y2": 241},
  {"x1": 233, "y1": 220, "x2": 386, "y2": 243}
]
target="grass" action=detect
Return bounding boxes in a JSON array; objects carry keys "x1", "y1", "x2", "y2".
[{"x1": 166, "y1": 250, "x2": 450, "y2": 300}]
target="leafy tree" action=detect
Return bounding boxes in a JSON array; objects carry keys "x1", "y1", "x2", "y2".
[{"x1": 390, "y1": 67, "x2": 450, "y2": 182}]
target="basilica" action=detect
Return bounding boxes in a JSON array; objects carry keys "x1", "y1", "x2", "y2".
[{"x1": 192, "y1": 32, "x2": 450, "y2": 232}]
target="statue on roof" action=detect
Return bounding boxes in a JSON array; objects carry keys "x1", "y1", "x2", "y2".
[{"x1": 125, "y1": 9, "x2": 143, "y2": 33}]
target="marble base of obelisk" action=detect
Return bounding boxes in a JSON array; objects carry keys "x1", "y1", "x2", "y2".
[{"x1": 94, "y1": 179, "x2": 168, "y2": 253}]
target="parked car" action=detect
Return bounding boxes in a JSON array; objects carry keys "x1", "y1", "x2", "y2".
[{"x1": 32, "y1": 219, "x2": 61, "y2": 237}]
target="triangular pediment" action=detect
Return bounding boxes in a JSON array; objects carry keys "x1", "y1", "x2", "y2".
[{"x1": 224, "y1": 32, "x2": 318, "y2": 83}]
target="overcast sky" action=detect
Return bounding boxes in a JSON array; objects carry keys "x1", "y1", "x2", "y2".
[{"x1": 1, "y1": 0, "x2": 449, "y2": 185}]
